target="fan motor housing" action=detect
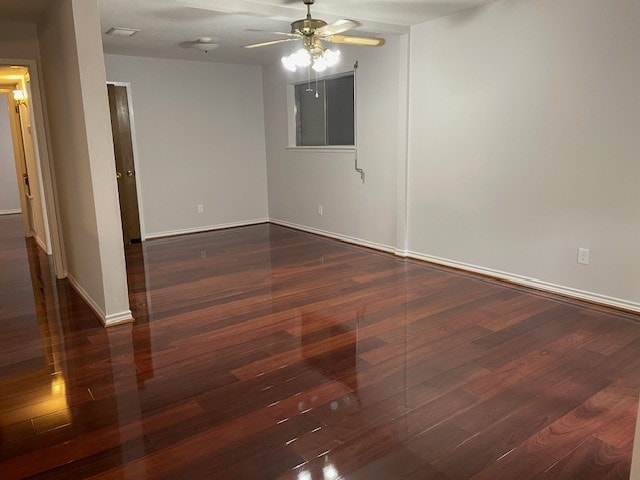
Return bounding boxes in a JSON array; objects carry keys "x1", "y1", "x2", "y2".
[{"x1": 291, "y1": 18, "x2": 327, "y2": 36}]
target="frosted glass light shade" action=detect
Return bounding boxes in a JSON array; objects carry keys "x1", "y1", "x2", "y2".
[{"x1": 13, "y1": 89, "x2": 26, "y2": 102}]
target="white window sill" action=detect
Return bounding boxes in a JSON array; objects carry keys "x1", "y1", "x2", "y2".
[{"x1": 286, "y1": 146, "x2": 356, "y2": 153}]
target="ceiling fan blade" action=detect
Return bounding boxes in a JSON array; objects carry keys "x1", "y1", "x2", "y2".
[
  {"x1": 245, "y1": 29, "x2": 301, "y2": 38},
  {"x1": 315, "y1": 19, "x2": 361, "y2": 37},
  {"x1": 325, "y1": 34, "x2": 386, "y2": 47},
  {"x1": 242, "y1": 38, "x2": 299, "y2": 49}
]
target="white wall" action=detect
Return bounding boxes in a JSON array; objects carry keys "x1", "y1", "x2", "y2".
[
  {"x1": 39, "y1": 0, "x2": 131, "y2": 324},
  {"x1": 262, "y1": 35, "x2": 406, "y2": 251},
  {"x1": 104, "y1": 54, "x2": 269, "y2": 237},
  {"x1": 407, "y1": 0, "x2": 640, "y2": 309},
  {"x1": 0, "y1": 94, "x2": 21, "y2": 214},
  {"x1": 0, "y1": 20, "x2": 41, "y2": 59}
]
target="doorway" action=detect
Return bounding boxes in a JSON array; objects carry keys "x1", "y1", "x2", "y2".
[
  {"x1": 0, "y1": 88, "x2": 22, "y2": 219},
  {"x1": 107, "y1": 83, "x2": 143, "y2": 245},
  {"x1": 0, "y1": 59, "x2": 65, "y2": 279},
  {"x1": 0, "y1": 66, "x2": 52, "y2": 254}
]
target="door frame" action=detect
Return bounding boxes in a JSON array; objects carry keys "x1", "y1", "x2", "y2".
[
  {"x1": 107, "y1": 81, "x2": 147, "y2": 241},
  {"x1": 23, "y1": 77, "x2": 53, "y2": 254},
  {"x1": 0, "y1": 58, "x2": 66, "y2": 278},
  {"x1": 0, "y1": 89, "x2": 30, "y2": 235}
]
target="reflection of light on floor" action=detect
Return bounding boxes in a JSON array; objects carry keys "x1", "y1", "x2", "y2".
[
  {"x1": 322, "y1": 463, "x2": 339, "y2": 480},
  {"x1": 51, "y1": 374, "x2": 65, "y2": 395},
  {"x1": 330, "y1": 395, "x2": 352, "y2": 411},
  {"x1": 297, "y1": 471, "x2": 312, "y2": 480},
  {"x1": 0, "y1": 373, "x2": 71, "y2": 428}
]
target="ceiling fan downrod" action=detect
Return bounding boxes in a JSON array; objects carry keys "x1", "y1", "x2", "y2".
[
  {"x1": 304, "y1": 0, "x2": 313, "y2": 19},
  {"x1": 292, "y1": 0, "x2": 326, "y2": 37},
  {"x1": 303, "y1": 0, "x2": 315, "y2": 15}
]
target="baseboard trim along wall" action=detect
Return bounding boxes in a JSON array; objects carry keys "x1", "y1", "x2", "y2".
[
  {"x1": 0, "y1": 209, "x2": 21, "y2": 215},
  {"x1": 104, "y1": 310, "x2": 136, "y2": 326},
  {"x1": 270, "y1": 219, "x2": 640, "y2": 314},
  {"x1": 67, "y1": 273, "x2": 134, "y2": 326},
  {"x1": 74, "y1": 216, "x2": 638, "y2": 327},
  {"x1": 400, "y1": 250, "x2": 640, "y2": 314},
  {"x1": 145, "y1": 218, "x2": 270, "y2": 240},
  {"x1": 270, "y1": 218, "x2": 396, "y2": 254},
  {"x1": 35, "y1": 235, "x2": 47, "y2": 254}
]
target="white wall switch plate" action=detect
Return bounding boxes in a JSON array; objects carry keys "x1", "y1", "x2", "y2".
[{"x1": 197, "y1": 204, "x2": 204, "y2": 214}]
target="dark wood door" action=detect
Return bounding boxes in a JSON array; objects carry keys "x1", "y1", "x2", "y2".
[{"x1": 107, "y1": 84, "x2": 141, "y2": 244}]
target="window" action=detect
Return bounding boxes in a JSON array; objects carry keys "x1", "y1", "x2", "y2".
[{"x1": 294, "y1": 74, "x2": 354, "y2": 147}]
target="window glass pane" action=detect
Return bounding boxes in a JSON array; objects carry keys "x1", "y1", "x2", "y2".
[
  {"x1": 295, "y1": 82, "x2": 325, "y2": 146},
  {"x1": 326, "y1": 75, "x2": 354, "y2": 146}
]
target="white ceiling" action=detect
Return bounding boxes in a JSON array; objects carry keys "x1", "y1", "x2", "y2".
[
  {"x1": 0, "y1": 0, "x2": 499, "y2": 65},
  {"x1": 98, "y1": 0, "x2": 498, "y2": 65}
]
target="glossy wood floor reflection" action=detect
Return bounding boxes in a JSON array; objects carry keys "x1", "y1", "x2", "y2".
[{"x1": 1, "y1": 215, "x2": 640, "y2": 479}]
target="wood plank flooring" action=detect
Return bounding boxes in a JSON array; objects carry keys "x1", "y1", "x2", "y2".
[{"x1": 1, "y1": 214, "x2": 640, "y2": 479}]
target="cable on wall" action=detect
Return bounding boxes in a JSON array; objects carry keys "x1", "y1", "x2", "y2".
[{"x1": 353, "y1": 61, "x2": 365, "y2": 183}]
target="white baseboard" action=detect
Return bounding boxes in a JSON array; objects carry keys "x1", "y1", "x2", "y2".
[
  {"x1": 104, "y1": 310, "x2": 135, "y2": 326},
  {"x1": 0, "y1": 209, "x2": 21, "y2": 215},
  {"x1": 403, "y1": 250, "x2": 640, "y2": 314},
  {"x1": 67, "y1": 273, "x2": 133, "y2": 326},
  {"x1": 145, "y1": 218, "x2": 269, "y2": 240},
  {"x1": 35, "y1": 235, "x2": 48, "y2": 254},
  {"x1": 268, "y1": 219, "x2": 639, "y2": 314},
  {"x1": 70, "y1": 216, "x2": 640, "y2": 326},
  {"x1": 270, "y1": 218, "x2": 396, "y2": 254}
]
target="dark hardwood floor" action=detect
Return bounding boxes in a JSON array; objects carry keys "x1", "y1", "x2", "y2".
[{"x1": 1, "y1": 213, "x2": 640, "y2": 479}]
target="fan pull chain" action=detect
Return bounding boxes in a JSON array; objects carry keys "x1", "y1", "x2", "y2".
[
  {"x1": 306, "y1": 65, "x2": 312, "y2": 92},
  {"x1": 315, "y1": 70, "x2": 319, "y2": 98}
]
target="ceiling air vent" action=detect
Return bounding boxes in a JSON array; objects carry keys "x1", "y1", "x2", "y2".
[{"x1": 106, "y1": 27, "x2": 140, "y2": 37}]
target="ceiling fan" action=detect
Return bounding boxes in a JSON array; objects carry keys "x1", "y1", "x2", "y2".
[{"x1": 243, "y1": 0, "x2": 385, "y2": 72}]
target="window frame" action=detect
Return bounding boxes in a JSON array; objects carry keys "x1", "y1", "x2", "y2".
[{"x1": 286, "y1": 71, "x2": 356, "y2": 152}]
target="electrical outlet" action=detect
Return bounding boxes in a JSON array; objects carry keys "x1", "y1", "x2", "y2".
[
  {"x1": 577, "y1": 247, "x2": 590, "y2": 265},
  {"x1": 200, "y1": 250, "x2": 207, "y2": 258},
  {"x1": 317, "y1": 205, "x2": 323, "y2": 216},
  {"x1": 197, "y1": 204, "x2": 204, "y2": 214}
]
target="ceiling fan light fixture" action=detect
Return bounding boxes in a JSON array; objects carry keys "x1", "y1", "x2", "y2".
[
  {"x1": 312, "y1": 56, "x2": 328, "y2": 72},
  {"x1": 323, "y1": 49, "x2": 340, "y2": 67},
  {"x1": 294, "y1": 48, "x2": 312, "y2": 67},
  {"x1": 281, "y1": 55, "x2": 297, "y2": 72},
  {"x1": 244, "y1": 0, "x2": 383, "y2": 72},
  {"x1": 281, "y1": 46, "x2": 341, "y2": 73}
]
